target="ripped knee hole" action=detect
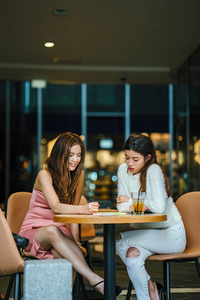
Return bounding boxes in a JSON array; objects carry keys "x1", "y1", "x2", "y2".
[{"x1": 126, "y1": 247, "x2": 140, "y2": 258}]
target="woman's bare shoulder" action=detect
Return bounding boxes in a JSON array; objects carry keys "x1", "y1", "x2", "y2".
[
  {"x1": 37, "y1": 168, "x2": 51, "y2": 178},
  {"x1": 35, "y1": 169, "x2": 52, "y2": 188}
]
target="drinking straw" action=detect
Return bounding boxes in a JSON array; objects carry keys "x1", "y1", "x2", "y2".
[{"x1": 137, "y1": 187, "x2": 142, "y2": 213}]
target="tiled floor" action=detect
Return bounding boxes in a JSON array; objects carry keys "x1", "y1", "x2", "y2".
[{"x1": 0, "y1": 242, "x2": 199, "y2": 299}]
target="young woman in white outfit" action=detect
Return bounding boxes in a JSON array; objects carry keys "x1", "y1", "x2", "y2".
[{"x1": 116, "y1": 133, "x2": 186, "y2": 300}]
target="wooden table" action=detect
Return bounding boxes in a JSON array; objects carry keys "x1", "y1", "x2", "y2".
[{"x1": 53, "y1": 213, "x2": 167, "y2": 300}]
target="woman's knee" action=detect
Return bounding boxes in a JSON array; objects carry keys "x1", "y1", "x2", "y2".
[
  {"x1": 126, "y1": 247, "x2": 140, "y2": 258},
  {"x1": 42, "y1": 225, "x2": 62, "y2": 243},
  {"x1": 125, "y1": 247, "x2": 142, "y2": 272}
]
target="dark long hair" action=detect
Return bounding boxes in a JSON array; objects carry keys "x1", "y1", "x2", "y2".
[
  {"x1": 124, "y1": 133, "x2": 171, "y2": 197},
  {"x1": 46, "y1": 132, "x2": 85, "y2": 204}
]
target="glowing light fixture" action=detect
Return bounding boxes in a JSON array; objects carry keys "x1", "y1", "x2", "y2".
[
  {"x1": 44, "y1": 41, "x2": 54, "y2": 48},
  {"x1": 31, "y1": 80, "x2": 47, "y2": 88},
  {"x1": 99, "y1": 138, "x2": 113, "y2": 149},
  {"x1": 178, "y1": 135, "x2": 183, "y2": 142}
]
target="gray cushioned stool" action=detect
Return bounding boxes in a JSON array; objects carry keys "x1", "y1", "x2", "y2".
[{"x1": 23, "y1": 259, "x2": 72, "y2": 300}]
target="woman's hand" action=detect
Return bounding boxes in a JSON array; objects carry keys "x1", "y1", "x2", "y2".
[
  {"x1": 83, "y1": 202, "x2": 100, "y2": 214},
  {"x1": 129, "y1": 204, "x2": 133, "y2": 212},
  {"x1": 116, "y1": 195, "x2": 130, "y2": 203},
  {"x1": 144, "y1": 205, "x2": 151, "y2": 211}
]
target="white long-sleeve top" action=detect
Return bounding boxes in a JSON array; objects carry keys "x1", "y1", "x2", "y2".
[{"x1": 117, "y1": 163, "x2": 181, "y2": 229}]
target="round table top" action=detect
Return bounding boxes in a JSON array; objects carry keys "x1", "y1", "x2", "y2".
[{"x1": 53, "y1": 213, "x2": 167, "y2": 224}]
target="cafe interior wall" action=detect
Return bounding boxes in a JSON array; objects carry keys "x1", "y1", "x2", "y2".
[{"x1": 1, "y1": 47, "x2": 200, "y2": 207}]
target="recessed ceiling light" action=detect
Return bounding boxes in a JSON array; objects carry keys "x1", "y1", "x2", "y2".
[{"x1": 44, "y1": 42, "x2": 55, "y2": 48}]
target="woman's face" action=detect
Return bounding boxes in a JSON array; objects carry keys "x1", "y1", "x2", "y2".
[
  {"x1": 125, "y1": 149, "x2": 146, "y2": 174},
  {"x1": 68, "y1": 144, "x2": 82, "y2": 171}
]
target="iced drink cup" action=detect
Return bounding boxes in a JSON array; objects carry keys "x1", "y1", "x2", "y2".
[{"x1": 131, "y1": 192, "x2": 145, "y2": 215}]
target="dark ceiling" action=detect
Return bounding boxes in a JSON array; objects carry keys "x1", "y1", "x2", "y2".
[{"x1": 0, "y1": 0, "x2": 200, "y2": 85}]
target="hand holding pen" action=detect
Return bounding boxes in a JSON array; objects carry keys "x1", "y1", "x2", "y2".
[
  {"x1": 87, "y1": 198, "x2": 99, "y2": 214},
  {"x1": 88, "y1": 198, "x2": 127, "y2": 215}
]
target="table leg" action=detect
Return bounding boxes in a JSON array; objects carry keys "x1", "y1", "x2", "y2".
[{"x1": 104, "y1": 224, "x2": 116, "y2": 300}]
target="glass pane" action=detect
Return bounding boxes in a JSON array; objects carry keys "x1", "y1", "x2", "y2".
[
  {"x1": 173, "y1": 85, "x2": 189, "y2": 199},
  {"x1": 130, "y1": 85, "x2": 170, "y2": 176},
  {"x1": 85, "y1": 116, "x2": 125, "y2": 207},
  {"x1": 190, "y1": 85, "x2": 200, "y2": 191},
  {"x1": 130, "y1": 85, "x2": 169, "y2": 132},
  {"x1": 2, "y1": 83, "x2": 82, "y2": 205},
  {"x1": 0, "y1": 82, "x2": 6, "y2": 205},
  {"x1": 87, "y1": 85, "x2": 124, "y2": 112},
  {"x1": 9, "y1": 82, "x2": 37, "y2": 194},
  {"x1": 42, "y1": 84, "x2": 81, "y2": 167}
]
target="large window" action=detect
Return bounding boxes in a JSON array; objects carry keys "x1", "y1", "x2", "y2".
[{"x1": 1, "y1": 79, "x2": 200, "y2": 207}]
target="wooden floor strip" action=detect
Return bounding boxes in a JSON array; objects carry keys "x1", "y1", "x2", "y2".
[{"x1": 120, "y1": 288, "x2": 200, "y2": 295}]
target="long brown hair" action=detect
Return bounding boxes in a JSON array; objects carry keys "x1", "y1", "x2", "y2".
[
  {"x1": 124, "y1": 133, "x2": 171, "y2": 197},
  {"x1": 46, "y1": 132, "x2": 85, "y2": 204}
]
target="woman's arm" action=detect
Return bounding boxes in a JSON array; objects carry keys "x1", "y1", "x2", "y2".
[
  {"x1": 116, "y1": 166, "x2": 132, "y2": 212},
  {"x1": 69, "y1": 223, "x2": 80, "y2": 241},
  {"x1": 146, "y1": 164, "x2": 168, "y2": 213},
  {"x1": 34, "y1": 169, "x2": 99, "y2": 214},
  {"x1": 68, "y1": 172, "x2": 85, "y2": 241},
  {"x1": 69, "y1": 195, "x2": 90, "y2": 242}
]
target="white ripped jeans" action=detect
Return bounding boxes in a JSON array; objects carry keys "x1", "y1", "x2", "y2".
[{"x1": 116, "y1": 219, "x2": 186, "y2": 300}]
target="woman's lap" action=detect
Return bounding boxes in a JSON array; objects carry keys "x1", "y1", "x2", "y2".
[
  {"x1": 22, "y1": 224, "x2": 74, "y2": 259},
  {"x1": 117, "y1": 219, "x2": 186, "y2": 256}
]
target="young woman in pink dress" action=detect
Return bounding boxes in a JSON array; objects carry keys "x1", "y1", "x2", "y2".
[{"x1": 20, "y1": 132, "x2": 108, "y2": 294}]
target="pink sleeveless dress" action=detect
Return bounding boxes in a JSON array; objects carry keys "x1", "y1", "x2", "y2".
[{"x1": 19, "y1": 188, "x2": 74, "y2": 259}]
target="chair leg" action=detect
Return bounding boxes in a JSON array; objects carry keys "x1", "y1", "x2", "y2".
[
  {"x1": 5, "y1": 274, "x2": 15, "y2": 300},
  {"x1": 78, "y1": 273, "x2": 88, "y2": 300},
  {"x1": 126, "y1": 280, "x2": 133, "y2": 300},
  {"x1": 163, "y1": 261, "x2": 170, "y2": 300},
  {"x1": 194, "y1": 258, "x2": 200, "y2": 277},
  {"x1": 73, "y1": 272, "x2": 80, "y2": 297},
  {"x1": 14, "y1": 273, "x2": 21, "y2": 300}
]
